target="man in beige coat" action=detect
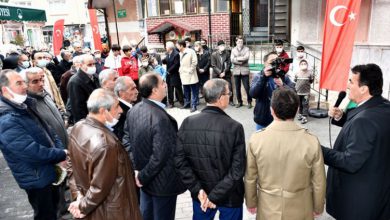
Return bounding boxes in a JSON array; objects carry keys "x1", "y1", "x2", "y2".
[
  {"x1": 177, "y1": 39, "x2": 199, "y2": 112},
  {"x1": 244, "y1": 88, "x2": 326, "y2": 220}
]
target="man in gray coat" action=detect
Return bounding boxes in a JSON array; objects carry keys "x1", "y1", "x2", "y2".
[{"x1": 231, "y1": 36, "x2": 252, "y2": 108}]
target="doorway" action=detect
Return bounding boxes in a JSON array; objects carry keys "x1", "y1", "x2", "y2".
[{"x1": 251, "y1": 0, "x2": 268, "y2": 29}]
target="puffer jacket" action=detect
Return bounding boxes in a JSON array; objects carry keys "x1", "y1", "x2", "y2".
[
  {"x1": 175, "y1": 106, "x2": 246, "y2": 207},
  {"x1": 123, "y1": 99, "x2": 186, "y2": 196},
  {"x1": 0, "y1": 96, "x2": 66, "y2": 190},
  {"x1": 121, "y1": 55, "x2": 139, "y2": 81}
]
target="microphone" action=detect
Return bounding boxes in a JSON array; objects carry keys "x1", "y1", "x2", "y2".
[{"x1": 334, "y1": 91, "x2": 347, "y2": 108}]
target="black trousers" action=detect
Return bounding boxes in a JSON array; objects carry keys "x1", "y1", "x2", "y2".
[
  {"x1": 167, "y1": 83, "x2": 184, "y2": 105},
  {"x1": 224, "y1": 77, "x2": 234, "y2": 103},
  {"x1": 234, "y1": 75, "x2": 252, "y2": 104},
  {"x1": 26, "y1": 184, "x2": 60, "y2": 220},
  {"x1": 299, "y1": 95, "x2": 309, "y2": 116}
]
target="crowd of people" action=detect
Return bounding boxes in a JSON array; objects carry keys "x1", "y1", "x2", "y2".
[{"x1": 0, "y1": 36, "x2": 389, "y2": 220}]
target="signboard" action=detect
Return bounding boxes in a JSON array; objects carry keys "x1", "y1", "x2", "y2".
[
  {"x1": 117, "y1": 9, "x2": 126, "y2": 18},
  {"x1": 0, "y1": 5, "x2": 46, "y2": 22}
]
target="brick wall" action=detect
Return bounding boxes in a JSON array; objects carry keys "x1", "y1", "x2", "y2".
[{"x1": 146, "y1": 13, "x2": 231, "y2": 47}]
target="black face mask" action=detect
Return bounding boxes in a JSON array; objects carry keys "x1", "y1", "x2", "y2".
[{"x1": 202, "y1": 45, "x2": 208, "y2": 50}]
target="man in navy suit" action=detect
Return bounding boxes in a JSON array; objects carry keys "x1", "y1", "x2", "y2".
[
  {"x1": 323, "y1": 64, "x2": 390, "y2": 220},
  {"x1": 163, "y1": 41, "x2": 183, "y2": 108}
]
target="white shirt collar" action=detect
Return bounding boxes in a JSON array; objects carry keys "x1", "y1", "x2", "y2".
[{"x1": 118, "y1": 98, "x2": 133, "y2": 108}]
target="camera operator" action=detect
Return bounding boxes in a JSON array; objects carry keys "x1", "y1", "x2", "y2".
[{"x1": 249, "y1": 52, "x2": 295, "y2": 130}]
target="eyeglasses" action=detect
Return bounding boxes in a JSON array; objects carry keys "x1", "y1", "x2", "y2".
[
  {"x1": 220, "y1": 91, "x2": 232, "y2": 98},
  {"x1": 86, "y1": 63, "x2": 95, "y2": 67}
]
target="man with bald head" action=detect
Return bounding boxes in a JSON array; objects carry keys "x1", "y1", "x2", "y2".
[{"x1": 67, "y1": 54, "x2": 99, "y2": 123}]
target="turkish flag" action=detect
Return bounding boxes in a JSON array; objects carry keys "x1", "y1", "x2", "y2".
[
  {"x1": 320, "y1": 0, "x2": 362, "y2": 91},
  {"x1": 53, "y1": 19, "x2": 64, "y2": 56},
  {"x1": 89, "y1": 9, "x2": 102, "y2": 51}
]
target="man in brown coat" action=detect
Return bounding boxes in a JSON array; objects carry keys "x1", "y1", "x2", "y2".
[
  {"x1": 244, "y1": 88, "x2": 326, "y2": 220},
  {"x1": 67, "y1": 89, "x2": 142, "y2": 220}
]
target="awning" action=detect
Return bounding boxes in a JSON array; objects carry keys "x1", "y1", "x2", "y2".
[
  {"x1": 148, "y1": 20, "x2": 201, "y2": 35},
  {"x1": 0, "y1": 4, "x2": 46, "y2": 22}
]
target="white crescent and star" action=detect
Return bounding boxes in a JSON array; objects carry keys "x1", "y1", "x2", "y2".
[
  {"x1": 92, "y1": 25, "x2": 99, "y2": 34},
  {"x1": 55, "y1": 30, "x2": 62, "y2": 37},
  {"x1": 329, "y1": 5, "x2": 357, "y2": 27}
]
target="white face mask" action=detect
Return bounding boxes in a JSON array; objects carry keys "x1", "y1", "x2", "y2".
[
  {"x1": 276, "y1": 47, "x2": 283, "y2": 53},
  {"x1": 105, "y1": 110, "x2": 119, "y2": 128},
  {"x1": 296, "y1": 52, "x2": 304, "y2": 58},
  {"x1": 300, "y1": 64, "x2": 308, "y2": 70},
  {"x1": 142, "y1": 61, "x2": 149, "y2": 67},
  {"x1": 218, "y1": 45, "x2": 225, "y2": 52},
  {"x1": 36, "y1": 60, "x2": 48, "y2": 68},
  {"x1": 86, "y1": 66, "x2": 96, "y2": 75},
  {"x1": 6, "y1": 87, "x2": 27, "y2": 104},
  {"x1": 22, "y1": 61, "x2": 30, "y2": 68},
  {"x1": 95, "y1": 54, "x2": 101, "y2": 59}
]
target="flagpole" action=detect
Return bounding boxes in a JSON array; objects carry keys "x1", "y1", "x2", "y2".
[{"x1": 112, "y1": 0, "x2": 120, "y2": 45}]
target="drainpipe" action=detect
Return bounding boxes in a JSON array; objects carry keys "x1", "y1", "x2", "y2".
[
  {"x1": 112, "y1": 0, "x2": 120, "y2": 45},
  {"x1": 208, "y1": 0, "x2": 212, "y2": 48}
]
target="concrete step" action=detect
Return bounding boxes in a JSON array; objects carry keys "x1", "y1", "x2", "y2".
[{"x1": 250, "y1": 31, "x2": 268, "y2": 37}]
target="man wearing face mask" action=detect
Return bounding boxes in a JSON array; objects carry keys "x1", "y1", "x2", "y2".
[
  {"x1": 138, "y1": 56, "x2": 154, "y2": 78},
  {"x1": 93, "y1": 50, "x2": 104, "y2": 74},
  {"x1": 32, "y1": 51, "x2": 66, "y2": 113},
  {"x1": 60, "y1": 55, "x2": 83, "y2": 103},
  {"x1": 211, "y1": 40, "x2": 234, "y2": 106},
  {"x1": 67, "y1": 54, "x2": 100, "y2": 123},
  {"x1": 291, "y1": 46, "x2": 309, "y2": 79},
  {"x1": 274, "y1": 40, "x2": 290, "y2": 74},
  {"x1": 15, "y1": 54, "x2": 30, "y2": 73},
  {"x1": 0, "y1": 69, "x2": 68, "y2": 220},
  {"x1": 67, "y1": 89, "x2": 142, "y2": 220},
  {"x1": 231, "y1": 36, "x2": 252, "y2": 108},
  {"x1": 55, "y1": 50, "x2": 73, "y2": 84},
  {"x1": 194, "y1": 41, "x2": 210, "y2": 96}
]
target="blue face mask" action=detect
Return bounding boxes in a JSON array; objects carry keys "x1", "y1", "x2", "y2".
[{"x1": 131, "y1": 51, "x2": 137, "y2": 57}]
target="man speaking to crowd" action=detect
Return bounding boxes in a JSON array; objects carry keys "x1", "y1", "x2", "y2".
[{"x1": 324, "y1": 64, "x2": 390, "y2": 220}]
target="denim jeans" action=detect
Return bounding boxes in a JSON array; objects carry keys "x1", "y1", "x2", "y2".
[
  {"x1": 183, "y1": 83, "x2": 199, "y2": 108},
  {"x1": 192, "y1": 200, "x2": 243, "y2": 220}
]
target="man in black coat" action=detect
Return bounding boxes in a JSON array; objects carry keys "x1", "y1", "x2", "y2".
[
  {"x1": 175, "y1": 78, "x2": 246, "y2": 219},
  {"x1": 55, "y1": 50, "x2": 73, "y2": 84},
  {"x1": 123, "y1": 73, "x2": 185, "y2": 220},
  {"x1": 162, "y1": 41, "x2": 184, "y2": 108},
  {"x1": 67, "y1": 54, "x2": 99, "y2": 124},
  {"x1": 194, "y1": 41, "x2": 210, "y2": 94},
  {"x1": 112, "y1": 76, "x2": 138, "y2": 140},
  {"x1": 323, "y1": 63, "x2": 390, "y2": 220},
  {"x1": 211, "y1": 40, "x2": 234, "y2": 106}
]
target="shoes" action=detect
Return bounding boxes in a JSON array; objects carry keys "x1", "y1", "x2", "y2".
[
  {"x1": 181, "y1": 104, "x2": 190, "y2": 109},
  {"x1": 229, "y1": 102, "x2": 235, "y2": 106},
  {"x1": 297, "y1": 114, "x2": 303, "y2": 121},
  {"x1": 301, "y1": 116, "x2": 308, "y2": 124},
  {"x1": 168, "y1": 104, "x2": 174, "y2": 108},
  {"x1": 247, "y1": 103, "x2": 252, "y2": 109},
  {"x1": 236, "y1": 103, "x2": 243, "y2": 108},
  {"x1": 190, "y1": 107, "x2": 197, "y2": 113}
]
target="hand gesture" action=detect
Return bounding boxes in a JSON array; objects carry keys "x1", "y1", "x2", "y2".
[
  {"x1": 313, "y1": 212, "x2": 322, "y2": 218},
  {"x1": 220, "y1": 72, "x2": 225, "y2": 78},
  {"x1": 134, "y1": 170, "x2": 143, "y2": 187},
  {"x1": 68, "y1": 197, "x2": 86, "y2": 219},
  {"x1": 264, "y1": 66, "x2": 273, "y2": 77},
  {"x1": 274, "y1": 77, "x2": 283, "y2": 87}
]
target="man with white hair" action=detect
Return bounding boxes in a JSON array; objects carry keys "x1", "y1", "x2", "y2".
[
  {"x1": 67, "y1": 88, "x2": 142, "y2": 220},
  {"x1": 113, "y1": 76, "x2": 138, "y2": 140},
  {"x1": 99, "y1": 69, "x2": 118, "y2": 91},
  {"x1": 162, "y1": 41, "x2": 183, "y2": 108},
  {"x1": 60, "y1": 55, "x2": 83, "y2": 103},
  {"x1": 67, "y1": 54, "x2": 100, "y2": 123},
  {"x1": 72, "y1": 42, "x2": 83, "y2": 57}
]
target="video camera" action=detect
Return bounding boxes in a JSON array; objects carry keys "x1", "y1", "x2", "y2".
[{"x1": 270, "y1": 58, "x2": 293, "y2": 78}]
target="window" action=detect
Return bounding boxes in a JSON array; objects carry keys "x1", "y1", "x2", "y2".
[
  {"x1": 48, "y1": 0, "x2": 66, "y2": 9},
  {"x1": 147, "y1": 0, "x2": 159, "y2": 16},
  {"x1": 216, "y1": 0, "x2": 229, "y2": 12},
  {"x1": 198, "y1": 0, "x2": 209, "y2": 13},
  {"x1": 160, "y1": 0, "x2": 170, "y2": 15},
  {"x1": 171, "y1": 0, "x2": 184, "y2": 14},
  {"x1": 186, "y1": 0, "x2": 197, "y2": 13}
]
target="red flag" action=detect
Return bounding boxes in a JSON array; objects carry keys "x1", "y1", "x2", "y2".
[
  {"x1": 53, "y1": 19, "x2": 64, "y2": 56},
  {"x1": 320, "y1": 0, "x2": 362, "y2": 91},
  {"x1": 89, "y1": 9, "x2": 102, "y2": 51}
]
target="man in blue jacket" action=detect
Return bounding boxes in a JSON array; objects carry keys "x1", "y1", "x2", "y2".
[
  {"x1": 249, "y1": 52, "x2": 294, "y2": 130},
  {"x1": 0, "y1": 69, "x2": 67, "y2": 220}
]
